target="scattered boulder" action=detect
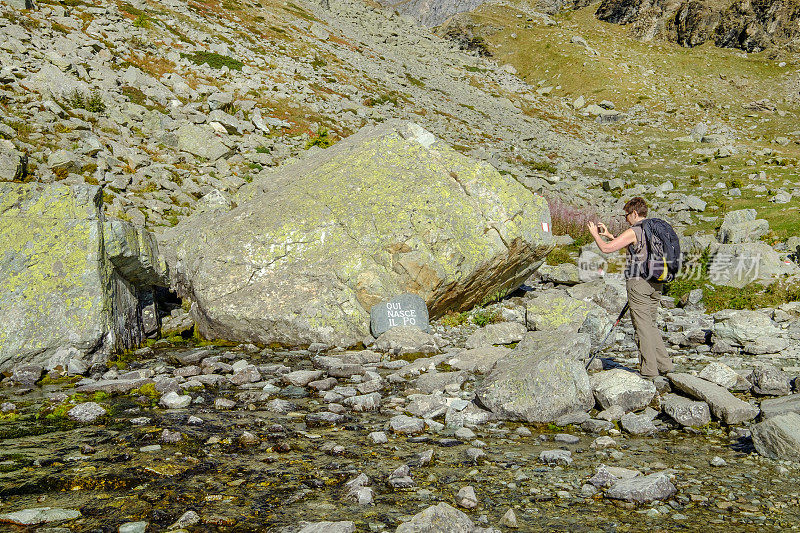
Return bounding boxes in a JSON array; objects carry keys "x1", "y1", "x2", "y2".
[
  {"x1": 752, "y1": 364, "x2": 791, "y2": 396},
  {"x1": 708, "y1": 243, "x2": 799, "y2": 289},
  {"x1": 395, "y1": 502, "x2": 474, "y2": 533},
  {"x1": 375, "y1": 326, "x2": 438, "y2": 355},
  {"x1": 476, "y1": 331, "x2": 593, "y2": 423},
  {"x1": 590, "y1": 369, "x2": 657, "y2": 412},
  {"x1": 751, "y1": 412, "x2": 800, "y2": 461},
  {"x1": 605, "y1": 472, "x2": 676, "y2": 503},
  {"x1": 0, "y1": 507, "x2": 82, "y2": 526},
  {"x1": 0, "y1": 140, "x2": 26, "y2": 180},
  {"x1": 698, "y1": 362, "x2": 740, "y2": 389},
  {"x1": 760, "y1": 394, "x2": 800, "y2": 419},
  {"x1": 299, "y1": 521, "x2": 355, "y2": 533},
  {"x1": 67, "y1": 402, "x2": 106, "y2": 423},
  {"x1": 668, "y1": 373, "x2": 759, "y2": 424},
  {"x1": 662, "y1": 394, "x2": 711, "y2": 427},
  {"x1": 160, "y1": 122, "x2": 553, "y2": 348},
  {"x1": 465, "y1": 322, "x2": 526, "y2": 349},
  {"x1": 447, "y1": 346, "x2": 511, "y2": 374},
  {"x1": 717, "y1": 209, "x2": 770, "y2": 244}
]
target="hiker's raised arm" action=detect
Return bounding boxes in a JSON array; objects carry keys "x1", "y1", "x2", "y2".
[{"x1": 588, "y1": 224, "x2": 636, "y2": 254}]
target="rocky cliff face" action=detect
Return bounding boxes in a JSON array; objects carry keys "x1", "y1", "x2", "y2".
[{"x1": 596, "y1": 0, "x2": 800, "y2": 52}]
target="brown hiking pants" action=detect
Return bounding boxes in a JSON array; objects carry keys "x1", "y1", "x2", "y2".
[{"x1": 626, "y1": 277, "x2": 673, "y2": 377}]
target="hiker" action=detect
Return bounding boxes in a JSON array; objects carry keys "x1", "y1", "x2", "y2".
[{"x1": 586, "y1": 197, "x2": 673, "y2": 378}]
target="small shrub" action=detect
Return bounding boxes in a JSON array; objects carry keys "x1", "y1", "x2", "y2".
[
  {"x1": 255, "y1": 145, "x2": 271, "y2": 154},
  {"x1": 472, "y1": 308, "x2": 501, "y2": 327},
  {"x1": 64, "y1": 89, "x2": 106, "y2": 113},
  {"x1": 363, "y1": 92, "x2": 400, "y2": 107},
  {"x1": 132, "y1": 14, "x2": 149, "y2": 28},
  {"x1": 527, "y1": 160, "x2": 558, "y2": 174},
  {"x1": 725, "y1": 178, "x2": 743, "y2": 189},
  {"x1": 441, "y1": 311, "x2": 469, "y2": 327},
  {"x1": 180, "y1": 51, "x2": 243, "y2": 71},
  {"x1": 305, "y1": 127, "x2": 334, "y2": 149},
  {"x1": 405, "y1": 73, "x2": 425, "y2": 88}
]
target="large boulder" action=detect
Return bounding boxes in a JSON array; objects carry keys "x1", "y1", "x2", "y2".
[
  {"x1": 0, "y1": 183, "x2": 166, "y2": 372},
  {"x1": 476, "y1": 331, "x2": 593, "y2": 423},
  {"x1": 751, "y1": 412, "x2": 800, "y2": 461},
  {"x1": 712, "y1": 310, "x2": 787, "y2": 354},
  {"x1": 161, "y1": 122, "x2": 553, "y2": 347},
  {"x1": 717, "y1": 209, "x2": 770, "y2": 244}
]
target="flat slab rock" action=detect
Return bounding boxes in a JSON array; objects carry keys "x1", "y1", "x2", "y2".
[
  {"x1": 605, "y1": 472, "x2": 676, "y2": 503},
  {"x1": 75, "y1": 378, "x2": 152, "y2": 394},
  {"x1": 667, "y1": 372, "x2": 758, "y2": 424},
  {"x1": 0, "y1": 507, "x2": 81, "y2": 526},
  {"x1": 662, "y1": 393, "x2": 711, "y2": 427}
]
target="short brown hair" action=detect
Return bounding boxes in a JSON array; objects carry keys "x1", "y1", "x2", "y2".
[{"x1": 623, "y1": 197, "x2": 648, "y2": 217}]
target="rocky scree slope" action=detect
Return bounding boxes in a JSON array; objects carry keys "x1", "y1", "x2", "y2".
[{"x1": 0, "y1": 0, "x2": 621, "y2": 231}]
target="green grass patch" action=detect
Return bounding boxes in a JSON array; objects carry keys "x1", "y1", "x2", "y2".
[{"x1": 545, "y1": 246, "x2": 576, "y2": 266}]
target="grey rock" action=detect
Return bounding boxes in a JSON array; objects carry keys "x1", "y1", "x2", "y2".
[
  {"x1": 445, "y1": 403, "x2": 493, "y2": 428},
  {"x1": 415, "y1": 370, "x2": 466, "y2": 393},
  {"x1": 0, "y1": 140, "x2": 26, "y2": 180},
  {"x1": 306, "y1": 411, "x2": 345, "y2": 427},
  {"x1": 760, "y1": 394, "x2": 800, "y2": 419},
  {"x1": 282, "y1": 370, "x2": 323, "y2": 387},
  {"x1": 0, "y1": 507, "x2": 82, "y2": 526},
  {"x1": 668, "y1": 372, "x2": 759, "y2": 424},
  {"x1": 447, "y1": 346, "x2": 511, "y2": 373},
  {"x1": 370, "y1": 293, "x2": 430, "y2": 337},
  {"x1": 175, "y1": 123, "x2": 232, "y2": 161},
  {"x1": 662, "y1": 393, "x2": 711, "y2": 427},
  {"x1": 465, "y1": 322, "x2": 527, "y2": 349},
  {"x1": 456, "y1": 485, "x2": 478, "y2": 508},
  {"x1": 0, "y1": 183, "x2": 165, "y2": 372},
  {"x1": 537, "y1": 262, "x2": 581, "y2": 285},
  {"x1": 343, "y1": 392, "x2": 382, "y2": 412},
  {"x1": 713, "y1": 310, "x2": 783, "y2": 349},
  {"x1": 159, "y1": 391, "x2": 191, "y2": 409},
  {"x1": 395, "y1": 502, "x2": 474, "y2": 533},
  {"x1": 67, "y1": 402, "x2": 106, "y2": 423},
  {"x1": 390, "y1": 415, "x2": 425, "y2": 434},
  {"x1": 605, "y1": 472, "x2": 676, "y2": 503},
  {"x1": 119, "y1": 522, "x2": 149, "y2": 533},
  {"x1": 752, "y1": 365, "x2": 791, "y2": 396},
  {"x1": 620, "y1": 412, "x2": 658, "y2": 435},
  {"x1": 751, "y1": 412, "x2": 800, "y2": 461},
  {"x1": 389, "y1": 464, "x2": 415, "y2": 488},
  {"x1": 160, "y1": 123, "x2": 552, "y2": 348},
  {"x1": 476, "y1": 331, "x2": 593, "y2": 423},
  {"x1": 590, "y1": 369, "x2": 656, "y2": 411},
  {"x1": 539, "y1": 449, "x2": 573, "y2": 465},
  {"x1": 375, "y1": 326, "x2": 439, "y2": 355},
  {"x1": 708, "y1": 243, "x2": 798, "y2": 289},
  {"x1": 717, "y1": 209, "x2": 770, "y2": 244},
  {"x1": 698, "y1": 361, "x2": 739, "y2": 389}
]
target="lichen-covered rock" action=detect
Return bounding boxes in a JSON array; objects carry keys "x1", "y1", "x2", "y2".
[
  {"x1": 0, "y1": 183, "x2": 166, "y2": 372},
  {"x1": 525, "y1": 290, "x2": 610, "y2": 346},
  {"x1": 161, "y1": 122, "x2": 553, "y2": 348},
  {"x1": 0, "y1": 139, "x2": 26, "y2": 181},
  {"x1": 476, "y1": 331, "x2": 593, "y2": 423}
]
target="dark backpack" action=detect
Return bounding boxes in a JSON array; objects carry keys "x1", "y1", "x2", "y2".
[{"x1": 640, "y1": 218, "x2": 682, "y2": 282}]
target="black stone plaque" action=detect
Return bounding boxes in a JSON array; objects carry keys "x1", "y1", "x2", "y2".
[{"x1": 369, "y1": 293, "x2": 430, "y2": 337}]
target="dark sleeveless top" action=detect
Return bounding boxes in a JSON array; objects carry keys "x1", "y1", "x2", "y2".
[{"x1": 625, "y1": 222, "x2": 647, "y2": 280}]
